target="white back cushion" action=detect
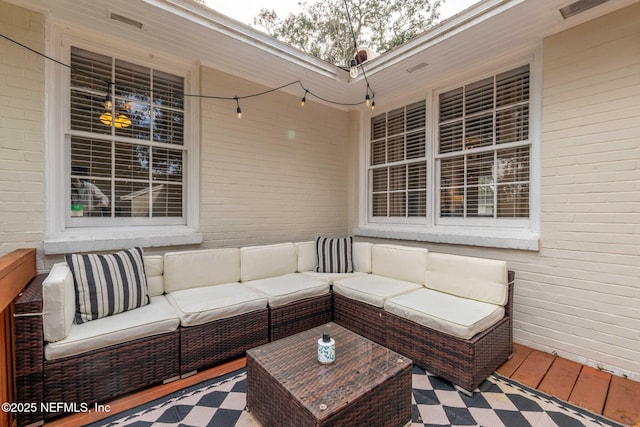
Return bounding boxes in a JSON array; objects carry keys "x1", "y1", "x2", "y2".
[
  {"x1": 143, "y1": 255, "x2": 165, "y2": 296},
  {"x1": 164, "y1": 248, "x2": 241, "y2": 293},
  {"x1": 295, "y1": 241, "x2": 316, "y2": 272},
  {"x1": 43, "y1": 263, "x2": 76, "y2": 343},
  {"x1": 371, "y1": 244, "x2": 428, "y2": 284},
  {"x1": 241, "y1": 243, "x2": 298, "y2": 282},
  {"x1": 352, "y1": 242, "x2": 373, "y2": 273},
  {"x1": 425, "y1": 252, "x2": 508, "y2": 306}
]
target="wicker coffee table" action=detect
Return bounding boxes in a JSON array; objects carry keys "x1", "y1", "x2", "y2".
[{"x1": 246, "y1": 322, "x2": 412, "y2": 427}]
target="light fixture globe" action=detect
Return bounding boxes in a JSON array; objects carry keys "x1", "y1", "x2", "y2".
[{"x1": 99, "y1": 111, "x2": 131, "y2": 128}]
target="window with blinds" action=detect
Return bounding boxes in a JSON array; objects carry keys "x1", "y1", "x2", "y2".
[
  {"x1": 437, "y1": 65, "x2": 530, "y2": 219},
  {"x1": 369, "y1": 101, "x2": 427, "y2": 218},
  {"x1": 69, "y1": 47, "x2": 185, "y2": 221}
]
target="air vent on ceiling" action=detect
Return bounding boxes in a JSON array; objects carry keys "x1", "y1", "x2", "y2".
[
  {"x1": 110, "y1": 12, "x2": 144, "y2": 29},
  {"x1": 406, "y1": 62, "x2": 428, "y2": 73},
  {"x1": 559, "y1": 0, "x2": 610, "y2": 19}
]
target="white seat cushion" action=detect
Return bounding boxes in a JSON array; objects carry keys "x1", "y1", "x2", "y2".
[
  {"x1": 333, "y1": 275, "x2": 422, "y2": 308},
  {"x1": 45, "y1": 296, "x2": 179, "y2": 360},
  {"x1": 244, "y1": 273, "x2": 329, "y2": 308},
  {"x1": 301, "y1": 271, "x2": 368, "y2": 285},
  {"x1": 385, "y1": 288, "x2": 505, "y2": 340},
  {"x1": 426, "y1": 252, "x2": 508, "y2": 306},
  {"x1": 166, "y1": 283, "x2": 267, "y2": 327}
]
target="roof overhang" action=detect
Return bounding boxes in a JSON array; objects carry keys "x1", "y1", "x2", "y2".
[{"x1": 6, "y1": 0, "x2": 640, "y2": 109}]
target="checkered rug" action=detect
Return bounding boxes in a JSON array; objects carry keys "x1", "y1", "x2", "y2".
[{"x1": 90, "y1": 366, "x2": 624, "y2": 427}]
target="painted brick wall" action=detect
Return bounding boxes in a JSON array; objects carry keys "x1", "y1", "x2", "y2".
[
  {"x1": 199, "y1": 67, "x2": 350, "y2": 248},
  {"x1": 357, "y1": 3, "x2": 640, "y2": 381},
  {"x1": 533, "y1": 3, "x2": 640, "y2": 379},
  {"x1": 0, "y1": 2, "x2": 44, "y2": 263}
]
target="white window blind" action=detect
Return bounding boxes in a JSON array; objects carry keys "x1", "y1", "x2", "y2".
[
  {"x1": 438, "y1": 65, "x2": 530, "y2": 219},
  {"x1": 369, "y1": 101, "x2": 427, "y2": 218},
  {"x1": 69, "y1": 47, "x2": 185, "y2": 221}
]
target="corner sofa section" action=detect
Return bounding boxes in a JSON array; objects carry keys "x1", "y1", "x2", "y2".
[
  {"x1": 14, "y1": 240, "x2": 514, "y2": 426},
  {"x1": 333, "y1": 246, "x2": 514, "y2": 393}
]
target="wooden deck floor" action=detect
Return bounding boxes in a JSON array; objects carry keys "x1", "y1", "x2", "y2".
[
  {"x1": 48, "y1": 344, "x2": 640, "y2": 427},
  {"x1": 498, "y1": 344, "x2": 640, "y2": 427}
]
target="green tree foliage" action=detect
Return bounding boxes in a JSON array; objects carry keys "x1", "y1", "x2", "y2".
[{"x1": 254, "y1": 0, "x2": 443, "y2": 67}]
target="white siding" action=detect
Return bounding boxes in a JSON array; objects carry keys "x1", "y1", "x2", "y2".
[
  {"x1": 199, "y1": 67, "x2": 350, "y2": 248},
  {"x1": 0, "y1": 2, "x2": 45, "y2": 268}
]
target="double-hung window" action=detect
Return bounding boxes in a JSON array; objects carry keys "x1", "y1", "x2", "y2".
[
  {"x1": 437, "y1": 65, "x2": 530, "y2": 221},
  {"x1": 68, "y1": 46, "x2": 185, "y2": 224},
  {"x1": 365, "y1": 64, "x2": 533, "y2": 246}
]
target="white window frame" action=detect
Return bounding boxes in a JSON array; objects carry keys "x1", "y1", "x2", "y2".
[
  {"x1": 356, "y1": 51, "x2": 542, "y2": 251},
  {"x1": 44, "y1": 27, "x2": 201, "y2": 254}
]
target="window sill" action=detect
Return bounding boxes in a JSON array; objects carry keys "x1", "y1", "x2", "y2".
[
  {"x1": 43, "y1": 226, "x2": 203, "y2": 255},
  {"x1": 353, "y1": 225, "x2": 539, "y2": 251}
]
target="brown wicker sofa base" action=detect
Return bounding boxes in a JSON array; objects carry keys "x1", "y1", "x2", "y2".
[
  {"x1": 268, "y1": 293, "x2": 332, "y2": 341},
  {"x1": 14, "y1": 274, "x2": 46, "y2": 427},
  {"x1": 44, "y1": 331, "x2": 179, "y2": 419},
  {"x1": 333, "y1": 292, "x2": 387, "y2": 346},
  {"x1": 179, "y1": 308, "x2": 269, "y2": 375}
]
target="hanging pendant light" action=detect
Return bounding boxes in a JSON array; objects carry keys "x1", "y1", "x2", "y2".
[
  {"x1": 99, "y1": 111, "x2": 132, "y2": 128},
  {"x1": 99, "y1": 81, "x2": 131, "y2": 128}
]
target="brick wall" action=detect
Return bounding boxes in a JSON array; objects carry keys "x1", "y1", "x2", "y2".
[
  {"x1": 199, "y1": 66, "x2": 350, "y2": 248},
  {"x1": 534, "y1": 2, "x2": 640, "y2": 378},
  {"x1": 0, "y1": 2, "x2": 44, "y2": 264}
]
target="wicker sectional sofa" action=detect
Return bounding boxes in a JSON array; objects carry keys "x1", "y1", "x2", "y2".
[{"x1": 14, "y1": 240, "x2": 513, "y2": 426}]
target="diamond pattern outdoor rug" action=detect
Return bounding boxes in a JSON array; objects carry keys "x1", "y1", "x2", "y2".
[{"x1": 90, "y1": 366, "x2": 624, "y2": 427}]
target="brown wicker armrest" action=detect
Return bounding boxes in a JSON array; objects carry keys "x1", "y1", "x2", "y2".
[{"x1": 14, "y1": 274, "x2": 46, "y2": 427}]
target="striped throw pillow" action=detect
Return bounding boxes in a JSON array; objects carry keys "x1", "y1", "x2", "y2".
[
  {"x1": 314, "y1": 236, "x2": 353, "y2": 273},
  {"x1": 65, "y1": 247, "x2": 150, "y2": 324}
]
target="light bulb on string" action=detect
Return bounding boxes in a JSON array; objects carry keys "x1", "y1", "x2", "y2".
[
  {"x1": 235, "y1": 97, "x2": 242, "y2": 119},
  {"x1": 349, "y1": 58, "x2": 358, "y2": 78},
  {"x1": 301, "y1": 90, "x2": 308, "y2": 107},
  {"x1": 371, "y1": 100, "x2": 375, "y2": 111},
  {"x1": 365, "y1": 94, "x2": 370, "y2": 106},
  {"x1": 104, "y1": 81, "x2": 113, "y2": 110}
]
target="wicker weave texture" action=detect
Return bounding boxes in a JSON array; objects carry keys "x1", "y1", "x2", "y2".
[
  {"x1": 385, "y1": 278, "x2": 515, "y2": 392},
  {"x1": 14, "y1": 274, "x2": 46, "y2": 427},
  {"x1": 269, "y1": 294, "x2": 332, "y2": 341},
  {"x1": 180, "y1": 308, "x2": 269, "y2": 374},
  {"x1": 333, "y1": 293, "x2": 387, "y2": 346},
  {"x1": 43, "y1": 331, "x2": 179, "y2": 419},
  {"x1": 247, "y1": 323, "x2": 412, "y2": 427}
]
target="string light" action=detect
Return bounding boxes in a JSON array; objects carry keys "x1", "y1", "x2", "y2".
[
  {"x1": 104, "y1": 82, "x2": 113, "y2": 110},
  {"x1": 343, "y1": 0, "x2": 376, "y2": 112},
  {"x1": 1, "y1": 32, "x2": 378, "y2": 120},
  {"x1": 349, "y1": 58, "x2": 358, "y2": 78},
  {"x1": 234, "y1": 97, "x2": 242, "y2": 119}
]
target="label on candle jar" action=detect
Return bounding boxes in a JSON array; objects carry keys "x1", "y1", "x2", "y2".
[{"x1": 317, "y1": 333, "x2": 335, "y2": 364}]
